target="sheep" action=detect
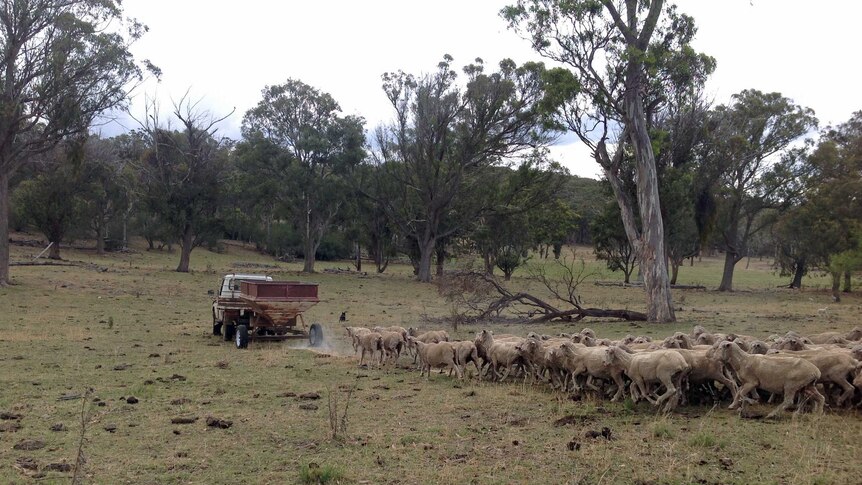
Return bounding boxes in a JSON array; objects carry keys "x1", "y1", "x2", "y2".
[
  {"x1": 807, "y1": 330, "x2": 857, "y2": 345},
  {"x1": 474, "y1": 330, "x2": 525, "y2": 381},
  {"x1": 373, "y1": 325, "x2": 408, "y2": 340},
  {"x1": 450, "y1": 340, "x2": 481, "y2": 378},
  {"x1": 516, "y1": 338, "x2": 563, "y2": 387},
  {"x1": 670, "y1": 348, "x2": 739, "y2": 404},
  {"x1": 378, "y1": 331, "x2": 405, "y2": 366},
  {"x1": 473, "y1": 332, "x2": 524, "y2": 376},
  {"x1": 356, "y1": 332, "x2": 384, "y2": 368},
  {"x1": 406, "y1": 330, "x2": 450, "y2": 363},
  {"x1": 407, "y1": 337, "x2": 461, "y2": 379},
  {"x1": 602, "y1": 346, "x2": 690, "y2": 413},
  {"x1": 345, "y1": 326, "x2": 371, "y2": 353},
  {"x1": 714, "y1": 341, "x2": 824, "y2": 418},
  {"x1": 558, "y1": 342, "x2": 627, "y2": 400},
  {"x1": 768, "y1": 348, "x2": 859, "y2": 406},
  {"x1": 748, "y1": 340, "x2": 770, "y2": 355}
]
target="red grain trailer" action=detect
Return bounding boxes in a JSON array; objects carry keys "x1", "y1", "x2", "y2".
[{"x1": 231, "y1": 280, "x2": 322, "y2": 349}]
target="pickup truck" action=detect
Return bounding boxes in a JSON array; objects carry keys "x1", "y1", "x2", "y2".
[{"x1": 211, "y1": 274, "x2": 322, "y2": 349}]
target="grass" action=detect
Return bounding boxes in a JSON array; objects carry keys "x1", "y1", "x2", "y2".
[{"x1": 0, "y1": 235, "x2": 861, "y2": 483}]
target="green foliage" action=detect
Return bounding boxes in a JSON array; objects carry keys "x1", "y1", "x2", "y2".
[
  {"x1": 373, "y1": 56, "x2": 557, "y2": 281},
  {"x1": 239, "y1": 79, "x2": 365, "y2": 272},
  {"x1": 775, "y1": 111, "x2": 862, "y2": 287},
  {"x1": 652, "y1": 421, "x2": 674, "y2": 439},
  {"x1": 298, "y1": 463, "x2": 342, "y2": 485},
  {"x1": 591, "y1": 203, "x2": 637, "y2": 283},
  {"x1": 700, "y1": 89, "x2": 817, "y2": 290},
  {"x1": 13, "y1": 144, "x2": 93, "y2": 257},
  {"x1": 0, "y1": 0, "x2": 150, "y2": 282},
  {"x1": 688, "y1": 432, "x2": 717, "y2": 448}
]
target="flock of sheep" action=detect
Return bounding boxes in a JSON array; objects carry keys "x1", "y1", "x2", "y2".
[{"x1": 343, "y1": 325, "x2": 862, "y2": 418}]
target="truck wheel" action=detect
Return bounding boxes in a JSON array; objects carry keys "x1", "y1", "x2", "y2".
[
  {"x1": 224, "y1": 323, "x2": 235, "y2": 341},
  {"x1": 309, "y1": 323, "x2": 323, "y2": 347},
  {"x1": 212, "y1": 314, "x2": 223, "y2": 336},
  {"x1": 235, "y1": 325, "x2": 249, "y2": 349}
]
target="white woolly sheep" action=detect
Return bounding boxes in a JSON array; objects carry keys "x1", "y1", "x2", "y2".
[{"x1": 714, "y1": 341, "x2": 824, "y2": 418}]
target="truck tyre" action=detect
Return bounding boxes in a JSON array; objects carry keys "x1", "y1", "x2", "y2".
[
  {"x1": 212, "y1": 314, "x2": 223, "y2": 336},
  {"x1": 235, "y1": 324, "x2": 249, "y2": 349},
  {"x1": 224, "y1": 322, "x2": 235, "y2": 341},
  {"x1": 309, "y1": 323, "x2": 323, "y2": 347}
]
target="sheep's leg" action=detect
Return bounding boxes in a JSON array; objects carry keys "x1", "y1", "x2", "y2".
[
  {"x1": 585, "y1": 375, "x2": 602, "y2": 393},
  {"x1": 716, "y1": 374, "x2": 739, "y2": 403},
  {"x1": 359, "y1": 348, "x2": 366, "y2": 367},
  {"x1": 767, "y1": 387, "x2": 798, "y2": 419},
  {"x1": 608, "y1": 372, "x2": 626, "y2": 402},
  {"x1": 657, "y1": 374, "x2": 681, "y2": 413},
  {"x1": 498, "y1": 363, "x2": 513, "y2": 382},
  {"x1": 730, "y1": 382, "x2": 757, "y2": 410},
  {"x1": 808, "y1": 385, "x2": 826, "y2": 414},
  {"x1": 833, "y1": 377, "x2": 855, "y2": 407},
  {"x1": 637, "y1": 378, "x2": 657, "y2": 405}
]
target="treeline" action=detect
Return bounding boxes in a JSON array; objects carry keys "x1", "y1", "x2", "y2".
[
  {"x1": 11, "y1": 71, "x2": 862, "y2": 298},
  {"x1": 2, "y1": 1, "x2": 860, "y2": 299},
  {"x1": 10, "y1": 76, "x2": 607, "y2": 279}
]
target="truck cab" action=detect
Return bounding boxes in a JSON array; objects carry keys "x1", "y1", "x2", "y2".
[{"x1": 211, "y1": 274, "x2": 272, "y2": 339}]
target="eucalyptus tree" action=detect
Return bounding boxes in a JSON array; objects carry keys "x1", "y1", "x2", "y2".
[
  {"x1": 772, "y1": 112, "x2": 862, "y2": 295},
  {"x1": 703, "y1": 90, "x2": 817, "y2": 291},
  {"x1": 0, "y1": 0, "x2": 151, "y2": 284},
  {"x1": 13, "y1": 143, "x2": 90, "y2": 259},
  {"x1": 373, "y1": 56, "x2": 554, "y2": 282},
  {"x1": 504, "y1": 0, "x2": 714, "y2": 321},
  {"x1": 241, "y1": 80, "x2": 366, "y2": 273},
  {"x1": 136, "y1": 97, "x2": 232, "y2": 273}
]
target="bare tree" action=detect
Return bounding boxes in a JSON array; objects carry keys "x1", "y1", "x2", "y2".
[{"x1": 134, "y1": 94, "x2": 233, "y2": 272}]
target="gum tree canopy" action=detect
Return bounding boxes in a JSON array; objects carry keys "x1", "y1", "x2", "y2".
[
  {"x1": 504, "y1": 0, "x2": 714, "y2": 322},
  {"x1": 0, "y1": 0, "x2": 148, "y2": 285}
]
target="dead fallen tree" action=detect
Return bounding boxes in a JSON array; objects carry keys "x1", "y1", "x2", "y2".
[
  {"x1": 594, "y1": 281, "x2": 706, "y2": 290},
  {"x1": 11, "y1": 260, "x2": 109, "y2": 272},
  {"x1": 438, "y1": 253, "x2": 647, "y2": 323}
]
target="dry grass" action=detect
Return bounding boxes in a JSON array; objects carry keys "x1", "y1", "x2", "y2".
[{"x1": 0, "y1": 236, "x2": 860, "y2": 484}]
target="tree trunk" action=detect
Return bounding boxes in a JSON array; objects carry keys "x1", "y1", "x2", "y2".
[
  {"x1": 831, "y1": 271, "x2": 841, "y2": 302},
  {"x1": 483, "y1": 250, "x2": 494, "y2": 275},
  {"x1": 789, "y1": 261, "x2": 805, "y2": 289},
  {"x1": 625, "y1": 67, "x2": 675, "y2": 322},
  {"x1": 843, "y1": 270, "x2": 851, "y2": 293},
  {"x1": 416, "y1": 238, "x2": 435, "y2": 282},
  {"x1": 0, "y1": 172, "x2": 9, "y2": 285},
  {"x1": 48, "y1": 240, "x2": 61, "y2": 260},
  {"x1": 435, "y1": 244, "x2": 445, "y2": 277},
  {"x1": 95, "y1": 223, "x2": 105, "y2": 255},
  {"x1": 354, "y1": 241, "x2": 361, "y2": 272},
  {"x1": 670, "y1": 260, "x2": 680, "y2": 285},
  {"x1": 302, "y1": 198, "x2": 315, "y2": 273},
  {"x1": 176, "y1": 224, "x2": 193, "y2": 273},
  {"x1": 718, "y1": 252, "x2": 737, "y2": 292},
  {"x1": 302, "y1": 236, "x2": 316, "y2": 273}
]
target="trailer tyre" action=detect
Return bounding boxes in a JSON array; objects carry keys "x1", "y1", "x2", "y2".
[
  {"x1": 309, "y1": 323, "x2": 323, "y2": 347},
  {"x1": 224, "y1": 323, "x2": 235, "y2": 341},
  {"x1": 235, "y1": 325, "x2": 249, "y2": 349}
]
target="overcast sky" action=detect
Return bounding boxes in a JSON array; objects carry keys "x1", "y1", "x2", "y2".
[{"x1": 116, "y1": 1, "x2": 862, "y2": 179}]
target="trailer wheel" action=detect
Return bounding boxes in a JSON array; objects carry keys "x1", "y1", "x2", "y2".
[
  {"x1": 235, "y1": 325, "x2": 249, "y2": 349},
  {"x1": 224, "y1": 322, "x2": 235, "y2": 341},
  {"x1": 212, "y1": 314, "x2": 223, "y2": 336},
  {"x1": 309, "y1": 323, "x2": 323, "y2": 347}
]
